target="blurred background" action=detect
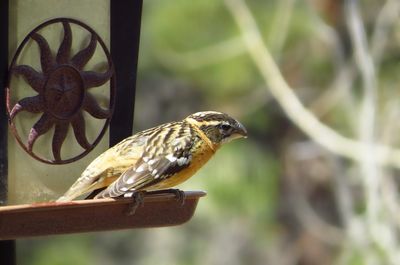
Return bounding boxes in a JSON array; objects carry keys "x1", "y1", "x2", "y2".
[{"x1": 17, "y1": 0, "x2": 400, "y2": 264}]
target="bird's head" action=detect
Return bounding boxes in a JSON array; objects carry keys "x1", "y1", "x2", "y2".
[{"x1": 185, "y1": 111, "x2": 248, "y2": 145}]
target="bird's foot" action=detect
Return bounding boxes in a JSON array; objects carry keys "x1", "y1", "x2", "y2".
[{"x1": 125, "y1": 190, "x2": 146, "y2": 216}]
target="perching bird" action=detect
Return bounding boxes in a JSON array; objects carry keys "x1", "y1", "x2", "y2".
[{"x1": 57, "y1": 111, "x2": 247, "y2": 202}]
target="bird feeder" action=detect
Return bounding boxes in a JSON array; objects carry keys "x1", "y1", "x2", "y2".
[{"x1": 0, "y1": 1, "x2": 205, "y2": 264}]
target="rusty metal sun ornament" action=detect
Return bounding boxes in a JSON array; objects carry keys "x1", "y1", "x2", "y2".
[{"x1": 6, "y1": 18, "x2": 116, "y2": 164}]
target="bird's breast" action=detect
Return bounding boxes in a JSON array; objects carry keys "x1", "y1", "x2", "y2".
[{"x1": 148, "y1": 141, "x2": 217, "y2": 190}]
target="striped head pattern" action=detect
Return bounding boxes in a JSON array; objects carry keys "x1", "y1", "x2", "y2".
[{"x1": 185, "y1": 111, "x2": 247, "y2": 145}]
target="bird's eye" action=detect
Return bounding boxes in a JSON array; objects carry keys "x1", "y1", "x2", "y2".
[{"x1": 220, "y1": 124, "x2": 231, "y2": 131}]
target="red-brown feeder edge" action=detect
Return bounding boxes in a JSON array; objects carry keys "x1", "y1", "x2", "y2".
[{"x1": 0, "y1": 190, "x2": 206, "y2": 240}]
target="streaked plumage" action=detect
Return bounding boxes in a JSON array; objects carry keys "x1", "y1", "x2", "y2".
[{"x1": 57, "y1": 111, "x2": 247, "y2": 202}]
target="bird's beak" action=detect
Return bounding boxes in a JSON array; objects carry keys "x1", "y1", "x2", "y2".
[
  {"x1": 234, "y1": 121, "x2": 248, "y2": 138},
  {"x1": 220, "y1": 121, "x2": 248, "y2": 144}
]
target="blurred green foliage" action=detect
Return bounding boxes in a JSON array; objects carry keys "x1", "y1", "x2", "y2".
[{"x1": 19, "y1": 235, "x2": 92, "y2": 265}]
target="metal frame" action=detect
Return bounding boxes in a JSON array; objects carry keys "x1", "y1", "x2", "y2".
[
  {"x1": 0, "y1": 0, "x2": 15, "y2": 264},
  {"x1": 110, "y1": 0, "x2": 143, "y2": 146},
  {"x1": 6, "y1": 18, "x2": 117, "y2": 164},
  {"x1": 0, "y1": 0, "x2": 143, "y2": 264}
]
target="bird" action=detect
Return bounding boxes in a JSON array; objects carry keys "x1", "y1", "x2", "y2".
[{"x1": 56, "y1": 111, "x2": 247, "y2": 202}]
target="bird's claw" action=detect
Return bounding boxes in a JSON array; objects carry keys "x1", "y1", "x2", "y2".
[
  {"x1": 125, "y1": 191, "x2": 146, "y2": 216},
  {"x1": 171, "y1": 189, "x2": 186, "y2": 206}
]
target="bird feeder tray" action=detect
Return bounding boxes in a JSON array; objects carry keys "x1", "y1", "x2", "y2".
[{"x1": 0, "y1": 190, "x2": 206, "y2": 240}]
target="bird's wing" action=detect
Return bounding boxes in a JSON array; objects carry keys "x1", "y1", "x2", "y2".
[
  {"x1": 56, "y1": 135, "x2": 147, "y2": 202},
  {"x1": 94, "y1": 133, "x2": 194, "y2": 198}
]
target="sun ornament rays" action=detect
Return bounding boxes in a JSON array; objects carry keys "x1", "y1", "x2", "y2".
[{"x1": 6, "y1": 18, "x2": 116, "y2": 164}]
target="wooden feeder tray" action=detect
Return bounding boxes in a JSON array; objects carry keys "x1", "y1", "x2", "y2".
[{"x1": 0, "y1": 190, "x2": 206, "y2": 240}]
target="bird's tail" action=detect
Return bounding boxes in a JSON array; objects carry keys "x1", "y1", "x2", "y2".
[
  {"x1": 55, "y1": 175, "x2": 96, "y2": 202},
  {"x1": 56, "y1": 195, "x2": 71, "y2": 202}
]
